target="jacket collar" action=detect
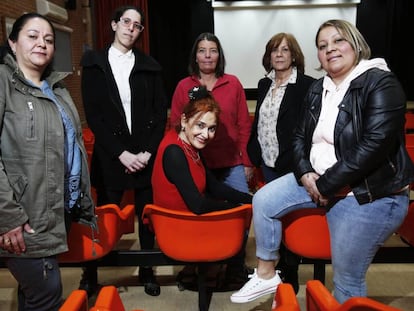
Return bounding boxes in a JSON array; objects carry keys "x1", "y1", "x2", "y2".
[
  {"x1": 4, "y1": 53, "x2": 68, "y2": 88},
  {"x1": 81, "y1": 45, "x2": 162, "y2": 72}
]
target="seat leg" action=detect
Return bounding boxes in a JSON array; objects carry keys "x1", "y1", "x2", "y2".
[
  {"x1": 197, "y1": 263, "x2": 212, "y2": 311},
  {"x1": 313, "y1": 261, "x2": 326, "y2": 284}
]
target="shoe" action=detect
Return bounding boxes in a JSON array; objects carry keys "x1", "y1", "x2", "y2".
[
  {"x1": 176, "y1": 265, "x2": 198, "y2": 291},
  {"x1": 230, "y1": 269, "x2": 282, "y2": 303},
  {"x1": 78, "y1": 266, "x2": 99, "y2": 297},
  {"x1": 139, "y1": 267, "x2": 161, "y2": 296},
  {"x1": 176, "y1": 264, "x2": 223, "y2": 291}
]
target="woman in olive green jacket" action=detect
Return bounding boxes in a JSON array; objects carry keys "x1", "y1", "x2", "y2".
[{"x1": 0, "y1": 13, "x2": 95, "y2": 310}]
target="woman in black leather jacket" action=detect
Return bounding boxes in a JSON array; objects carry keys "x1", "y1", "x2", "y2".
[{"x1": 231, "y1": 19, "x2": 414, "y2": 305}]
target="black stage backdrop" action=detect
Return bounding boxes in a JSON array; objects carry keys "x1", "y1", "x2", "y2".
[
  {"x1": 357, "y1": 0, "x2": 414, "y2": 101},
  {"x1": 147, "y1": 0, "x2": 213, "y2": 103}
]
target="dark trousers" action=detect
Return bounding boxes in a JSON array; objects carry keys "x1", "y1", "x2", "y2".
[{"x1": 6, "y1": 256, "x2": 62, "y2": 311}]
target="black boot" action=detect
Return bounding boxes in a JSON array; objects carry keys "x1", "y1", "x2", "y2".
[
  {"x1": 78, "y1": 262, "x2": 99, "y2": 297},
  {"x1": 176, "y1": 265, "x2": 198, "y2": 291},
  {"x1": 139, "y1": 267, "x2": 160, "y2": 296},
  {"x1": 219, "y1": 264, "x2": 254, "y2": 291}
]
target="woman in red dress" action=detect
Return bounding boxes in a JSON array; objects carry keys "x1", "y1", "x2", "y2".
[{"x1": 152, "y1": 86, "x2": 252, "y2": 290}]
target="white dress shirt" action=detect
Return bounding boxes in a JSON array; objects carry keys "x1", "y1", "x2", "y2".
[{"x1": 108, "y1": 45, "x2": 135, "y2": 133}]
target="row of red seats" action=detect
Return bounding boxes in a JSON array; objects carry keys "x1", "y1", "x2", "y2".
[
  {"x1": 60, "y1": 285, "x2": 143, "y2": 311},
  {"x1": 272, "y1": 280, "x2": 402, "y2": 311},
  {"x1": 60, "y1": 280, "x2": 401, "y2": 311},
  {"x1": 59, "y1": 204, "x2": 253, "y2": 311}
]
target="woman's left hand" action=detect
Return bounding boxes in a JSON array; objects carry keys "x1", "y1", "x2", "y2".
[{"x1": 300, "y1": 172, "x2": 323, "y2": 204}]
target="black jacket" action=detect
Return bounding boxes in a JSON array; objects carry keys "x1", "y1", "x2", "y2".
[
  {"x1": 247, "y1": 72, "x2": 315, "y2": 176},
  {"x1": 293, "y1": 68, "x2": 414, "y2": 204},
  {"x1": 81, "y1": 46, "x2": 168, "y2": 189}
]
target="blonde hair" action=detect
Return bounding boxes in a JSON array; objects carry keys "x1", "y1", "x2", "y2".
[{"x1": 315, "y1": 19, "x2": 371, "y2": 69}]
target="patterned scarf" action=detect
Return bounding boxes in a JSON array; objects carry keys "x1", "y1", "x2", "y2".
[{"x1": 40, "y1": 81, "x2": 81, "y2": 212}]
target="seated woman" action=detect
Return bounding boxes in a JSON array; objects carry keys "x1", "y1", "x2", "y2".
[{"x1": 151, "y1": 86, "x2": 253, "y2": 289}]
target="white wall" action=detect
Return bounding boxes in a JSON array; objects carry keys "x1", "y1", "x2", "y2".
[{"x1": 213, "y1": 0, "x2": 360, "y2": 88}]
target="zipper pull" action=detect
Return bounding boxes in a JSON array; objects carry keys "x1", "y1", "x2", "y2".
[
  {"x1": 27, "y1": 101, "x2": 34, "y2": 111},
  {"x1": 43, "y1": 259, "x2": 48, "y2": 280}
]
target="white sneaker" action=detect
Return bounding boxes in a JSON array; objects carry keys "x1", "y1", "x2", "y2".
[{"x1": 230, "y1": 269, "x2": 282, "y2": 303}]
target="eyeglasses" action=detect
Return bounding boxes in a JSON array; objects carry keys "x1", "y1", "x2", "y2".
[{"x1": 119, "y1": 17, "x2": 144, "y2": 32}]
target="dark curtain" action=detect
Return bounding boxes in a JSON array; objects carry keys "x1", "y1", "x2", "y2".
[
  {"x1": 148, "y1": 0, "x2": 213, "y2": 103},
  {"x1": 357, "y1": 0, "x2": 414, "y2": 100},
  {"x1": 92, "y1": 0, "x2": 149, "y2": 53}
]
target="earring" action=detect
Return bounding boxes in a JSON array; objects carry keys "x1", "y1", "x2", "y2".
[
  {"x1": 181, "y1": 126, "x2": 185, "y2": 132},
  {"x1": 292, "y1": 58, "x2": 295, "y2": 63}
]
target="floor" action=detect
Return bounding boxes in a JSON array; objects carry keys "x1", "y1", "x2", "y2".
[{"x1": 1, "y1": 224, "x2": 414, "y2": 310}]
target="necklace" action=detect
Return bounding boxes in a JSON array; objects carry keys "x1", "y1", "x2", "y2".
[{"x1": 177, "y1": 136, "x2": 201, "y2": 164}]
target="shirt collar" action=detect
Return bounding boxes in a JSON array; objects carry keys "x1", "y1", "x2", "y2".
[
  {"x1": 109, "y1": 45, "x2": 134, "y2": 59},
  {"x1": 266, "y1": 67, "x2": 298, "y2": 84}
]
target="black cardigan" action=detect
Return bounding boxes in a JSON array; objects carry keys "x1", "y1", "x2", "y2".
[
  {"x1": 81, "y1": 46, "x2": 168, "y2": 189},
  {"x1": 247, "y1": 72, "x2": 315, "y2": 176}
]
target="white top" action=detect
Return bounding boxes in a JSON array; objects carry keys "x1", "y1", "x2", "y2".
[
  {"x1": 310, "y1": 58, "x2": 390, "y2": 176},
  {"x1": 108, "y1": 45, "x2": 135, "y2": 133}
]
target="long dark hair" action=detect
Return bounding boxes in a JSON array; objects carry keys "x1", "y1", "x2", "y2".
[{"x1": 188, "y1": 32, "x2": 226, "y2": 78}]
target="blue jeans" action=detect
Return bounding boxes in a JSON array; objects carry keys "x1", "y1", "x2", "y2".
[
  {"x1": 214, "y1": 164, "x2": 250, "y2": 193},
  {"x1": 252, "y1": 173, "x2": 408, "y2": 303}
]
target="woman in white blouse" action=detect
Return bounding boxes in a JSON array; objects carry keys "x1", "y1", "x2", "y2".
[{"x1": 247, "y1": 32, "x2": 315, "y2": 293}]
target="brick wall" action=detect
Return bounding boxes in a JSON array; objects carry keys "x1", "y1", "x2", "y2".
[{"x1": 0, "y1": 0, "x2": 91, "y2": 127}]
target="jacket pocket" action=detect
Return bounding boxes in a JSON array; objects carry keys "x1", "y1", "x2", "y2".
[{"x1": 8, "y1": 174, "x2": 28, "y2": 202}]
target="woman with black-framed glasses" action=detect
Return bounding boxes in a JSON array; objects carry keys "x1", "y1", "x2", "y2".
[{"x1": 79, "y1": 5, "x2": 168, "y2": 298}]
